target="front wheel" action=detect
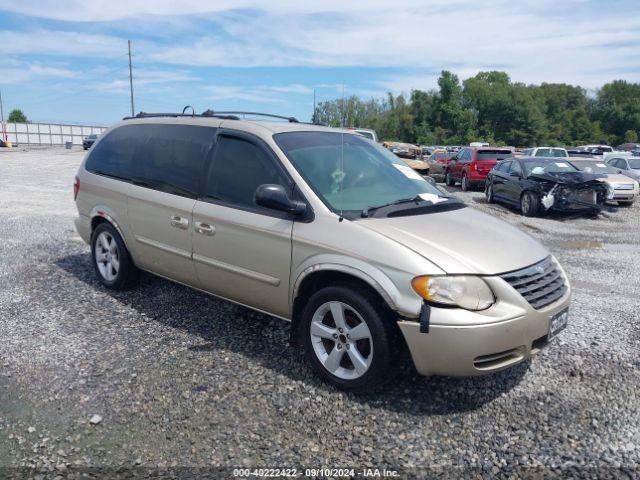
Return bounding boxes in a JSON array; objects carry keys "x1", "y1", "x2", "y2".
[
  {"x1": 521, "y1": 191, "x2": 540, "y2": 217},
  {"x1": 485, "y1": 182, "x2": 495, "y2": 203},
  {"x1": 301, "y1": 286, "x2": 395, "y2": 393}
]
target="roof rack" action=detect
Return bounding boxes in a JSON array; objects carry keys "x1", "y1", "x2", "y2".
[
  {"x1": 123, "y1": 110, "x2": 239, "y2": 121},
  {"x1": 211, "y1": 111, "x2": 299, "y2": 123},
  {"x1": 123, "y1": 107, "x2": 322, "y2": 125}
]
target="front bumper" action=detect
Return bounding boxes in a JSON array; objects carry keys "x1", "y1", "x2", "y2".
[{"x1": 397, "y1": 272, "x2": 571, "y2": 376}]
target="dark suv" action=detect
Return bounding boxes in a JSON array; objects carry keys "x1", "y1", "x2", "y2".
[{"x1": 445, "y1": 147, "x2": 513, "y2": 191}]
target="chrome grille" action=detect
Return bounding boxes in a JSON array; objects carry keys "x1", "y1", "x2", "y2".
[{"x1": 501, "y1": 256, "x2": 567, "y2": 309}]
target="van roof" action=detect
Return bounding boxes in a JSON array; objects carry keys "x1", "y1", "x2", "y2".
[{"x1": 117, "y1": 115, "x2": 354, "y2": 135}]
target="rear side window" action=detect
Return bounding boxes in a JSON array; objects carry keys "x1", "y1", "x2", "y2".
[
  {"x1": 205, "y1": 136, "x2": 290, "y2": 211},
  {"x1": 477, "y1": 149, "x2": 512, "y2": 160},
  {"x1": 86, "y1": 124, "x2": 215, "y2": 196},
  {"x1": 85, "y1": 127, "x2": 137, "y2": 180},
  {"x1": 131, "y1": 124, "x2": 215, "y2": 196}
]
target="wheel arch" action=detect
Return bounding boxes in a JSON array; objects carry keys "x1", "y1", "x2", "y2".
[
  {"x1": 289, "y1": 262, "x2": 414, "y2": 347},
  {"x1": 89, "y1": 206, "x2": 131, "y2": 252}
]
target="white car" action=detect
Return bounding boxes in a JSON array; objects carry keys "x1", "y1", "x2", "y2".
[
  {"x1": 521, "y1": 147, "x2": 568, "y2": 158},
  {"x1": 604, "y1": 153, "x2": 640, "y2": 183}
]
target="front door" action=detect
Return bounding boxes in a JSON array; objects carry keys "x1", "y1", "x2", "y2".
[{"x1": 192, "y1": 131, "x2": 295, "y2": 318}]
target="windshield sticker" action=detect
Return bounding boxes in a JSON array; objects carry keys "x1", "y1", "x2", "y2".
[
  {"x1": 555, "y1": 162, "x2": 570, "y2": 168},
  {"x1": 393, "y1": 164, "x2": 424, "y2": 181}
]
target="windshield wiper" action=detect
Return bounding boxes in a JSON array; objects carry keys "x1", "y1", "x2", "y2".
[{"x1": 362, "y1": 195, "x2": 426, "y2": 218}]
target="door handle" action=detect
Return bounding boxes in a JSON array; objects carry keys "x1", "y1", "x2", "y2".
[
  {"x1": 195, "y1": 221, "x2": 216, "y2": 236},
  {"x1": 169, "y1": 215, "x2": 189, "y2": 230}
]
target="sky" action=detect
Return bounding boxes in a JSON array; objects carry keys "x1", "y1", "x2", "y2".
[{"x1": 0, "y1": 0, "x2": 639, "y2": 126}]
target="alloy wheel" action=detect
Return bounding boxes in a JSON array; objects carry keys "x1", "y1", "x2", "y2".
[
  {"x1": 94, "y1": 231, "x2": 120, "y2": 281},
  {"x1": 309, "y1": 301, "x2": 373, "y2": 380}
]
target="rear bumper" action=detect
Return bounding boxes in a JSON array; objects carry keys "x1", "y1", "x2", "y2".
[
  {"x1": 74, "y1": 214, "x2": 91, "y2": 244},
  {"x1": 397, "y1": 274, "x2": 571, "y2": 376},
  {"x1": 468, "y1": 171, "x2": 490, "y2": 183}
]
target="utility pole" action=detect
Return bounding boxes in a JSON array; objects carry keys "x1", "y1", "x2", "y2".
[
  {"x1": 128, "y1": 40, "x2": 135, "y2": 116},
  {"x1": 0, "y1": 89, "x2": 6, "y2": 142},
  {"x1": 312, "y1": 88, "x2": 316, "y2": 124}
]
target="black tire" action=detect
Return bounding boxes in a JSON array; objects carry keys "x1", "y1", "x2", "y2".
[
  {"x1": 300, "y1": 285, "x2": 397, "y2": 393},
  {"x1": 520, "y1": 191, "x2": 540, "y2": 217},
  {"x1": 485, "y1": 182, "x2": 495, "y2": 203},
  {"x1": 91, "y1": 222, "x2": 139, "y2": 290},
  {"x1": 445, "y1": 170, "x2": 455, "y2": 187},
  {"x1": 461, "y1": 173, "x2": 470, "y2": 191},
  {"x1": 618, "y1": 200, "x2": 634, "y2": 207}
]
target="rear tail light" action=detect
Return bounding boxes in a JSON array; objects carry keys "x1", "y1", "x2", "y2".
[
  {"x1": 471, "y1": 163, "x2": 478, "y2": 171},
  {"x1": 73, "y1": 176, "x2": 80, "y2": 200}
]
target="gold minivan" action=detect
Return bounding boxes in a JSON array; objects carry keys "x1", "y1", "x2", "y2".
[{"x1": 74, "y1": 112, "x2": 571, "y2": 392}]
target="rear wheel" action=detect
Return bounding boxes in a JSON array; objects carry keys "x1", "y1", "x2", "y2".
[
  {"x1": 445, "y1": 171, "x2": 455, "y2": 187},
  {"x1": 301, "y1": 286, "x2": 395, "y2": 393},
  {"x1": 91, "y1": 222, "x2": 139, "y2": 290},
  {"x1": 521, "y1": 191, "x2": 540, "y2": 217},
  {"x1": 461, "y1": 173, "x2": 470, "y2": 191}
]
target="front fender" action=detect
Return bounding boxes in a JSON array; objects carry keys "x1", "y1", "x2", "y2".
[{"x1": 291, "y1": 254, "x2": 423, "y2": 319}]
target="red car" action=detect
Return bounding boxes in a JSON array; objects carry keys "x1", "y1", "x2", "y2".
[{"x1": 445, "y1": 147, "x2": 514, "y2": 191}]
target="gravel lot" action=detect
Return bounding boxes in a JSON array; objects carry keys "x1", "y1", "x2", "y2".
[{"x1": 1, "y1": 147, "x2": 639, "y2": 478}]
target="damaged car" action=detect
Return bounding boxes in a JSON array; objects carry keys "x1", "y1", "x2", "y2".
[{"x1": 485, "y1": 157, "x2": 609, "y2": 217}]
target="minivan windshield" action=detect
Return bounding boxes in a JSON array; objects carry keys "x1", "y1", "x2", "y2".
[{"x1": 275, "y1": 131, "x2": 454, "y2": 217}]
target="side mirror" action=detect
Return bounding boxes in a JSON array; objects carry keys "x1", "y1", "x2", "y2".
[
  {"x1": 509, "y1": 171, "x2": 521, "y2": 177},
  {"x1": 254, "y1": 184, "x2": 306, "y2": 216}
]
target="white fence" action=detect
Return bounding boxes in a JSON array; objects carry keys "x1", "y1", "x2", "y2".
[{"x1": 1, "y1": 122, "x2": 107, "y2": 146}]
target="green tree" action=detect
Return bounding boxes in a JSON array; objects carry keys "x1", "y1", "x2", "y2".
[
  {"x1": 593, "y1": 80, "x2": 640, "y2": 144},
  {"x1": 311, "y1": 73, "x2": 639, "y2": 148},
  {"x1": 624, "y1": 129, "x2": 638, "y2": 143},
  {"x1": 8, "y1": 109, "x2": 27, "y2": 123}
]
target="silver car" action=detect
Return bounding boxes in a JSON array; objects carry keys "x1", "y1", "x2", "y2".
[{"x1": 73, "y1": 113, "x2": 571, "y2": 392}]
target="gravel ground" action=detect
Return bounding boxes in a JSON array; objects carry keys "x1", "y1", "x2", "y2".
[{"x1": 0, "y1": 147, "x2": 639, "y2": 479}]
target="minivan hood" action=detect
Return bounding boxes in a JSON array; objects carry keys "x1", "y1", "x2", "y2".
[{"x1": 360, "y1": 207, "x2": 549, "y2": 275}]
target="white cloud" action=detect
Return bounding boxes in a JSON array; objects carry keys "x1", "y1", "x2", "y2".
[
  {"x1": 0, "y1": 62, "x2": 79, "y2": 84},
  {"x1": 204, "y1": 84, "x2": 315, "y2": 103},
  {"x1": 0, "y1": 0, "x2": 638, "y2": 91},
  {"x1": 0, "y1": 29, "x2": 125, "y2": 57}
]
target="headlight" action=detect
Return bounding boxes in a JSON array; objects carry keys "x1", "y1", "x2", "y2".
[{"x1": 411, "y1": 275, "x2": 495, "y2": 311}]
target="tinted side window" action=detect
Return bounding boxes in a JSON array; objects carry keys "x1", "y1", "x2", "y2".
[
  {"x1": 206, "y1": 136, "x2": 290, "y2": 211},
  {"x1": 85, "y1": 126, "x2": 137, "y2": 179},
  {"x1": 509, "y1": 161, "x2": 523, "y2": 175},
  {"x1": 132, "y1": 124, "x2": 215, "y2": 195},
  {"x1": 496, "y1": 161, "x2": 511, "y2": 172}
]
